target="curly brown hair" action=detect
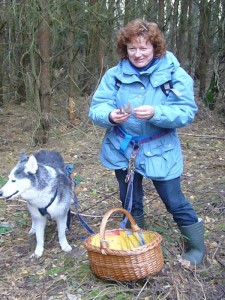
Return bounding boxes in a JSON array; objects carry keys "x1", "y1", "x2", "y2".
[{"x1": 116, "y1": 19, "x2": 166, "y2": 59}]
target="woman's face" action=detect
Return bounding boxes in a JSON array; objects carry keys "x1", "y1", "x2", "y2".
[{"x1": 127, "y1": 36, "x2": 154, "y2": 68}]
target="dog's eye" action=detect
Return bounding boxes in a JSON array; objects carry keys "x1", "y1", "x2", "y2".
[{"x1": 11, "y1": 180, "x2": 16, "y2": 183}]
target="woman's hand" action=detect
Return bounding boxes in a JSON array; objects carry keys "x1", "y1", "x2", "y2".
[
  {"x1": 109, "y1": 109, "x2": 130, "y2": 124},
  {"x1": 133, "y1": 105, "x2": 155, "y2": 119}
]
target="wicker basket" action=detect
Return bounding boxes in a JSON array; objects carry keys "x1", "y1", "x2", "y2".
[{"x1": 83, "y1": 208, "x2": 164, "y2": 282}]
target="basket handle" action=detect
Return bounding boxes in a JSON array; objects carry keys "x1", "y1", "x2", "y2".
[{"x1": 99, "y1": 208, "x2": 140, "y2": 250}]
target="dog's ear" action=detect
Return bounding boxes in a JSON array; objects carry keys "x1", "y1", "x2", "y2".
[{"x1": 24, "y1": 155, "x2": 38, "y2": 174}]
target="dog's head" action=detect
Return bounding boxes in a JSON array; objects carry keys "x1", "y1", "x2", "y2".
[{"x1": 0, "y1": 153, "x2": 39, "y2": 200}]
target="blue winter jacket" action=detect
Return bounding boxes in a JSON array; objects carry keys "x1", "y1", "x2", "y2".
[{"x1": 89, "y1": 51, "x2": 198, "y2": 180}]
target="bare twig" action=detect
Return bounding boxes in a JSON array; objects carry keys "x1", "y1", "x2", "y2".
[
  {"x1": 211, "y1": 240, "x2": 221, "y2": 261},
  {"x1": 179, "y1": 132, "x2": 225, "y2": 140},
  {"x1": 134, "y1": 278, "x2": 149, "y2": 300},
  {"x1": 193, "y1": 271, "x2": 207, "y2": 299}
]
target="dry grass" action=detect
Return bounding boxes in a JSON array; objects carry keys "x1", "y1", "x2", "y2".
[{"x1": 0, "y1": 100, "x2": 225, "y2": 300}]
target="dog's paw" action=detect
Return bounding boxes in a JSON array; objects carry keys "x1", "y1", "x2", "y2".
[
  {"x1": 28, "y1": 227, "x2": 36, "y2": 235},
  {"x1": 29, "y1": 252, "x2": 42, "y2": 259},
  {"x1": 61, "y1": 244, "x2": 72, "y2": 253},
  {"x1": 29, "y1": 253, "x2": 39, "y2": 259},
  {"x1": 29, "y1": 247, "x2": 44, "y2": 258}
]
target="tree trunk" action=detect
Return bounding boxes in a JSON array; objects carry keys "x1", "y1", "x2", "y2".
[
  {"x1": 33, "y1": 0, "x2": 52, "y2": 145},
  {"x1": 107, "y1": 0, "x2": 115, "y2": 65},
  {"x1": 196, "y1": 0, "x2": 211, "y2": 98},
  {"x1": 146, "y1": 0, "x2": 158, "y2": 23},
  {"x1": 67, "y1": 29, "x2": 79, "y2": 127},
  {"x1": 124, "y1": 0, "x2": 137, "y2": 24},
  {"x1": 68, "y1": 31, "x2": 75, "y2": 125},
  {"x1": 158, "y1": 0, "x2": 164, "y2": 30},
  {"x1": 169, "y1": 0, "x2": 179, "y2": 53},
  {"x1": 0, "y1": 20, "x2": 5, "y2": 106},
  {"x1": 187, "y1": 0, "x2": 193, "y2": 75},
  {"x1": 85, "y1": 0, "x2": 107, "y2": 93},
  {"x1": 176, "y1": 0, "x2": 189, "y2": 67},
  {"x1": 85, "y1": 0, "x2": 99, "y2": 93},
  {"x1": 215, "y1": 0, "x2": 225, "y2": 110},
  {"x1": 16, "y1": 30, "x2": 28, "y2": 104},
  {"x1": 216, "y1": 51, "x2": 225, "y2": 109}
]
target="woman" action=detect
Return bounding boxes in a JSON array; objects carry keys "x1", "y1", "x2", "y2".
[{"x1": 89, "y1": 19, "x2": 205, "y2": 268}]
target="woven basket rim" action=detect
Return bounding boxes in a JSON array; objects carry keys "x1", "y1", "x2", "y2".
[{"x1": 84, "y1": 229, "x2": 162, "y2": 256}]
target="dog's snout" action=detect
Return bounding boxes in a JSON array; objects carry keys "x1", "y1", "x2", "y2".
[{"x1": 0, "y1": 190, "x2": 3, "y2": 197}]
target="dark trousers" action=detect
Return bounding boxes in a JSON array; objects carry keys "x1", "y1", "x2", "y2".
[{"x1": 115, "y1": 169, "x2": 198, "y2": 227}]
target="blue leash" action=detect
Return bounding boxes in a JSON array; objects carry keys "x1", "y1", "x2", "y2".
[
  {"x1": 65, "y1": 164, "x2": 95, "y2": 238},
  {"x1": 119, "y1": 147, "x2": 139, "y2": 229},
  {"x1": 119, "y1": 172, "x2": 134, "y2": 229}
]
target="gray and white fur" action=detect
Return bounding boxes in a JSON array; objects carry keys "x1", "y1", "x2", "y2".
[{"x1": 0, "y1": 150, "x2": 72, "y2": 258}]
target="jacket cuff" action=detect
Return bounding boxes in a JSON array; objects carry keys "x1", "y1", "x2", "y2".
[{"x1": 108, "y1": 113, "x2": 118, "y2": 125}]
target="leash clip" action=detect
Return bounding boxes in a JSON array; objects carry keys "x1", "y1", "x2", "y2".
[{"x1": 125, "y1": 147, "x2": 139, "y2": 183}]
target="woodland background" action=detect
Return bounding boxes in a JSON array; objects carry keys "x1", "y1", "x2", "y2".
[
  {"x1": 0, "y1": 1, "x2": 225, "y2": 300},
  {"x1": 0, "y1": 0, "x2": 224, "y2": 143}
]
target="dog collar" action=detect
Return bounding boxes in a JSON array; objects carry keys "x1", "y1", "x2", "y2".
[{"x1": 38, "y1": 189, "x2": 57, "y2": 217}]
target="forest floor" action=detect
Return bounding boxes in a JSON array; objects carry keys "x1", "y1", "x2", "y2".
[{"x1": 0, "y1": 98, "x2": 225, "y2": 300}]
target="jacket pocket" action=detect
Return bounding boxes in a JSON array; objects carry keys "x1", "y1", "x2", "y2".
[
  {"x1": 100, "y1": 130, "x2": 129, "y2": 167},
  {"x1": 140, "y1": 143, "x2": 175, "y2": 179}
]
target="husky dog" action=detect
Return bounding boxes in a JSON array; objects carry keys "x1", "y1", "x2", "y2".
[{"x1": 0, "y1": 150, "x2": 72, "y2": 258}]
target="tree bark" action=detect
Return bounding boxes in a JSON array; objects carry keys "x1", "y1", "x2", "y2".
[
  {"x1": 0, "y1": 20, "x2": 5, "y2": 106},
  {"x1": 34, "y1": 0, "x2": 52, "y2": 144},
  {"x1": 158, "y1": 0, "x2": 164, "y2": 30},
  {"x1": 146, "y1": 0, "x2": 157, "y2": 23},
  {"x1": 169, "y1": 0, "x2": 179, "y2": 53},
  {"x1": 85, "y1": 0, "x2": 107, "y2": 93},
  {"x1": 176, "y1": 0, "x2": 189, "y2": 67},
  {"x1": 215, "y1": 0, "x2": 225, "y2": 109},
  {"x1": 67, "y1": 29, "x2": 78, "y2": 126},
  {"x1": 196, "y1": 0, "x2": 211, "y2": 98},
  {"x1": 124, "y1": 0, "x2": 137, "y2": 24},
  {"x1": 187, "y1": 0, "x2": 193, "y2": 75}
]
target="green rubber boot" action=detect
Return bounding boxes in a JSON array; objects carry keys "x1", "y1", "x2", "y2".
[
  {"x1": 178, "y1": 219, "x2": 205, "y2": 268},
  {"x1": 126, "y1": 213, "x2": 145, "y2": 230}
]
